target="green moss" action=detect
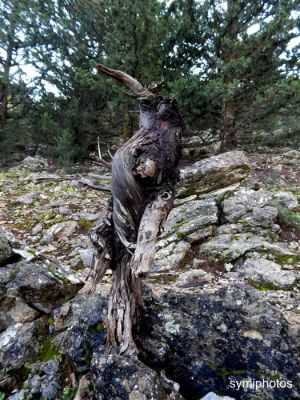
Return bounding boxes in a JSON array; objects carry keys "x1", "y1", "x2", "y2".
[
  {"x1": 48, "y1": 267, "x2": 70, "y2": 284},
  {"x1": 149, "y1": 274, "x2": 177, "y2": 283},
  {"x1": 274, "y1": 254, "x2": 299, "y2": 266},
  {"x1": 9, "y1": 267, "x2": 20, "y2": 282},
  {"x1": 73, "y1": 259, "x2": 85, "y2": 271},
  {"x1": 292, "y1": 309, "x2": 300, "y2": 315},
  {"x1": 177, "y1": 182, "x2": 199, "y2": 198},
  {"x1": 78, "y1": 218, "x2": 94, "y2": 230},
  {"x1": 216, "y1": 190, "x2": 235, "y2": 206},
  {"x1": 48, "y1": 317, "x2": 55, "y2": 326},
  {"x1": 98, "y1": 178, "x2": 111, "y2": 185},
  {"x1": 249, "y1": 279, "x2": 296, "y2": 292},
  {"x1": 88, "y1": 322, "x2": 105, "y2": 334},
  {"x1": 15, "y1": 220, "x2": 36, "y2": 229},
  {"x1": 61, "y1": 387, "x2": 78, "y2": 400},
  {"x1": 33, "y1": 339, "x2": 60, "y2": 362},
  {"x1": 208, "y1": 363, "x2": 247, "y2": 382},
  {"x1": 152, "y1": 303, "x2": 166, "y2": 312},
  {"x1": 0, "y1": 172, "x2": 18, "y2": 180},
  {"x1": 277, "y1": 207, "x2": 300, "y2": 233},
  {"x1": 176, "y1": 231, "x2": 187, "y2": 240}
]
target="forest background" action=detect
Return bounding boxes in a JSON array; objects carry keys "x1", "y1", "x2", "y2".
[{"x1": 0, "y1": 0, "x2": 299, "y2": 166}]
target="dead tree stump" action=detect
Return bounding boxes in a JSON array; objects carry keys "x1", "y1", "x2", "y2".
[{"x1": 90, "y1": 65, "x2": 184, "y2": 356}]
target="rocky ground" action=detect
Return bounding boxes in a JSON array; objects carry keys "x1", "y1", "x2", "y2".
[{"x1": 0, "y1": 148, "x2": 299, "y2": 400}]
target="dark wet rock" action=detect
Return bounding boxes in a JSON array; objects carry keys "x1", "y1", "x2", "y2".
[
  {"x1": 52, "y1": 293, "x2": 107, "y2": 373},
  {"x1": 0, "y1": 319, "x2": 45, "y2": 391},
  {"x1": 24, "y1": 359, "x2": 61, "y2": 400},
  {"x1": 91, "y1": 353, "x2": 183, "y2": 400},
  {"x1": 0, "y1": 295, "x2": 40, "y2": 333},
  {"x1": 52, "y1": 292, "x2": 107, "y2": 332},
  {"x1": 0, "y1": 258, "x2": 83, "y2": 313},
  {"x1": 139, "y1": 284, "x2": 300, "y2": 400}
]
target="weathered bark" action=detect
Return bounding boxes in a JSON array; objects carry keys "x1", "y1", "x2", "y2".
[
  {"x1": 90, "y1": 64, "x2": 183, "y2": 355},
  {"x1": 0, "y1": 40, "x2": 13, "y2": 128},
  {"x1": 220, "y1": 96, "x2": 238, "y2": 152},
  {"x1": 219, "y1": 0, "x2": 239, "y2": 152}
]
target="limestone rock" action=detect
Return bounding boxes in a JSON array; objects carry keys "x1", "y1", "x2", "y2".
[
  {"x1": 0, "y1": 230, "x2": 13, "y2": 266},
  {"x1": 41, "y1": 221, "x2": 78, "y2": 244},
  {"x1": 200, "y1": 232, "x2": 294, "y2": 263},
  {"x1": 238, "y1": 256, "x2": 297, "y2": 289},
  {"x1": 21, "y1": 155, "x2": 49, "y2": 170},
  {"x1": 16, "y1": 192, "x2": 38, "y2": 205},
  {"x1": 200, "y1": 393, "x2": 236, "y2": 400},
  {"x1": 178, "y1": 151, "x2": 250, "y2": 197}
]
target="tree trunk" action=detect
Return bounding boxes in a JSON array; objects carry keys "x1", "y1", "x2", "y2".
[
  {"x1": 0, "y1": 41, "x2": 13, "y2": 128},
  {"x1": 220, "y1": 95, "x2": 237, "y2": 152},
  {"x1": 220, "y1": 0, "x2": 239, "y2": 152},
  {"x1": 90, "y1": 64, "x2": 183, "y2": 355}
]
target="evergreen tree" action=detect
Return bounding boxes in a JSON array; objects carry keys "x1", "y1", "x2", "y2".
[{"x1": 166, "y1": 0, "x2": 300, "y2": 150}]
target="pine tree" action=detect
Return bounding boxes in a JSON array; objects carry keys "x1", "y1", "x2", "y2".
[{"x1": 166, "y1": 0, "x2": 300, "y2": 150}]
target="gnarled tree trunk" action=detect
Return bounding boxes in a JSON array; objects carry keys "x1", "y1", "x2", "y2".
[{"x1": 90, "y1": 65, "x2": 184, "y2": 355}]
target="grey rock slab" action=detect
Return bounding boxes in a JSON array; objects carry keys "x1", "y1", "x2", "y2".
[
  {"x1": 25, "y1": 359, "x2": 61, "y2": 400},
  {"x1": 176, "y1": 269, "x2": 213, "y2": 286},
  {"x1": 79, "y1": 249, "x2": 94, "y2": 268},
  {"x1": 177, "y1": 151, "x2": 250, "y2": 197},
  {"x1": 41, "y1": 221, "x2": 78, "y2": 244},
  {"x1": 238, "y1": 257, "x2": 297, "y2": 289},
  {"x1": 200, "y1": 232, "x2": 294, "y2": 263},
  {"x1": 0, "y1": 295, "x2": 40, "y2": 333},
  {"x1": 153, "y1": 241, "x2": 191, "y2": 272}
]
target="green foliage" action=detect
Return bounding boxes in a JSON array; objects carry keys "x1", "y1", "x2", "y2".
[
  {"x1": 53, "y1": 129, "x2": 81, "y2": 166},
  {"x1": 0, "y1": 0, "x2": 299, "y2": 160},
  {"x1": 277, "y1": 207, "x2": 300, "y2": 234},
  {"x1": 61, "y1": 387, "x2": 78, "y2": 400}
]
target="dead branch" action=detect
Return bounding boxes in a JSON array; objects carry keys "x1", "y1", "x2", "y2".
[{"x1": 79, "y1": 177, "x2": 111, "y2": 193}]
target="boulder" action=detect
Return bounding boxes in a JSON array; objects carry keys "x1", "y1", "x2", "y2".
[
  {"x1": 0, "y1": 230, "x2": 13, "y2": 266},
  {"x1": 23, "y1": 359, "x2": 61, "y2": 400},
  {"x1": 139, "y1": 284, "x2": 300, "y2": 400},
  {"x1": 91, "y1": 353, "x2": 183, "y2": 400},
  {"x1": 153, "y1": 199, "x2": 218, "y2": 271},
  {"x1": 0, "y1": 258, "x2": 83, "y2": 313},
  {"x1": 21, "y1": 155, "x2": 49, "y2": 170},
  {"x1": 41, "y1": 221, "x2": 78, "y2": 244},
  {"x1": 237, "y1": 256, "x2": 297, "y2": 290},
  {"x1": 0, "y1": 319, "x2": 45, "y2": 391},
  {"x1": 200, "y1": 232, "x2": 294, "y2": 263},
  {"x1": 177, "y1": 151, "x2": 250, "y2": 198}
]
